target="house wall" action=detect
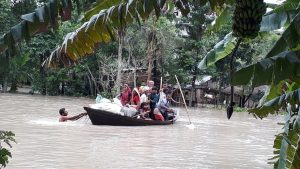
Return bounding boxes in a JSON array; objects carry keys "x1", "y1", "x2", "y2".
[{"x1": 121, "y1": 70, "x2": 148, "y2": 87}]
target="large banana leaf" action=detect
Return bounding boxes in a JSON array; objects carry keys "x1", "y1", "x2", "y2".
[
  {"x1": 44, "y1": 0, "x2": 192, "y2": 67},
  {"x1": 271, "y1": 0, "x2": 300, "y2": 13},
  {"x1": 260, "y1": 0, "x2": 300, "y2": 32},
  {"x1": 249, "y1": 88, "x2": 300, "y2": 118},
  {"x1": 208, "y1": 6, "x2": 232, "y2": 32},
  {"x1": 198, "y1": 32, "x2": 236, "y2": 69},
  {"x1": 265, "y1": 12, "x2": 300, "y2": 58},
  {"x1": 0, "y1": 0, "x2": 72, "y2": 57},
  {"x1": 197, "y1": 0, "x2": 234, "y2": 10},
  {"x1": 232, "y1": 50, "x2": 300, "y2": 87},
  {"x1": 260, "y1": 11, "x2": 291, "y2": 32},
  {"x1": 84, "y1": 0, "x2": 124, "y2": 21},
  {"x1": 268, "y1": 110, "x2": 300, "y2": 169},
  {"x1": 198, "y1": 3, "x2": 300, "y2": 70}
]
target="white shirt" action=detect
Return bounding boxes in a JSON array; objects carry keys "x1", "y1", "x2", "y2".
[{"x1": 140, "y1": 94, "x2": 148, "y2": 103}]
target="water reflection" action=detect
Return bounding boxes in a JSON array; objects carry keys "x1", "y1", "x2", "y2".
[{"x1": 0, "y1": 93, "x2": 282, "y2": 169}]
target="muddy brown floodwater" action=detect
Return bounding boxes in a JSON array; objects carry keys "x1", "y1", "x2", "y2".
[{"x1": 0, "y1": 93, "x2": 283, "y2": 169}]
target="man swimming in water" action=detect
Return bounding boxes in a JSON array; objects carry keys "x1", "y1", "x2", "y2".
[{"x1": 59, "y1": 108, "x2": 87, "y2": 122}]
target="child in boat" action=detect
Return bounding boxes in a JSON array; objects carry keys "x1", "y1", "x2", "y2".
[
  {"x1": 137, "y1": 102, "x2": 151, "y2": 119},
  {"x1": 59, "y1": 108, "x2": 87, "y2": 122}
]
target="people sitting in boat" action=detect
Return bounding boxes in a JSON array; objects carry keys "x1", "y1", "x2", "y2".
[
  {"x1": 140, "y1": 86, "x2": 150, "y2": 103},
  {"x1": 59, "y1": 108, "x2": 87, "y2": 122},
  {"x1": 149, "y1": 86, "x2": 159, "y2": 119},
  {"x1": 119, "y1": 84, "x2": 132, "y2": 106},
  {"x1": 147, "y1": 80, "x2": 154, "y2": 89},
  {"x1": 137, "y1": 102, "x2": 151, "y2": 119},
  {"x1": 157, "y1": 88, "x2": 180, "y2": 121},
  {"x1": 130, "y1": 88, "x2": 141, "y2": 110},
  {"x1": 156, "y1": 88, "x2": 170, "y2": 120},
  {"x1": 153, "y1": 107, "x2": 165, "y2": 121}
]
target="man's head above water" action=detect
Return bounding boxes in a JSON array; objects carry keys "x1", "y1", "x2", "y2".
[{"x1": 59, "y1": 108, "x2": 68, "y2": 116}]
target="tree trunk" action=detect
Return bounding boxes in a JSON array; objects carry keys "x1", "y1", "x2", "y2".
[
  {"x1": 2, "y1": 78, "x2": 8, "y2": 93},
  {"x1": 40, "y1": 54, "x2": 46, "y2": 95},
  {"x1": 189, "y1": 74, "x2": 197, "y2": 107},
  {"x1": 115, "y1": 30, "x2": 125, "y2": 95},
  {"x1": 9, "y1": 79, "x2": 18, "y2": 92},
  {"x1": 146, "y1": 31, "x2": 157, "y2": 82},
  {"x1": 86, "y1": 65, "x2": 99, "y2": 96},
  {"x1": 86, "y1": 75, "x2": 94, "y2": 96}
]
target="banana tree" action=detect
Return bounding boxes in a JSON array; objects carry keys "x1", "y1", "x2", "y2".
[
  {"x1": 43, "y1": 0, "x2": 192, "y2": 67},
  {"x1": 197, "y1": 0, "x2": 300, "y2": 168},
  {"x1": 0, "y1": 0, "x2": 72, "y2": 57}
]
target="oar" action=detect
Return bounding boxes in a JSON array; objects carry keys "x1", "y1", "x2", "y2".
[{"x1": 175, "y1": 75, "x2": 192, "y2": 125}]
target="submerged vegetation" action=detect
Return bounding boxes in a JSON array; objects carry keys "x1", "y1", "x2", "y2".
[
  {"x1": 0, "y1": 0, "x2": 300, "y2": 168},
  {"x1": 0, "y1": 131, "x2": 16, "y2": 168}
]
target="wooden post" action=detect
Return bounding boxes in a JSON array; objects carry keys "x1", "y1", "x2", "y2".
[{"x1": 175, "y1": 75, "x2": 192, "y2": 124}]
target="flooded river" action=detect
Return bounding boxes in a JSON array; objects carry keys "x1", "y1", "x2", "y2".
[{"x1": 0, "y1": 93, "x2": 282, "y2": 169}]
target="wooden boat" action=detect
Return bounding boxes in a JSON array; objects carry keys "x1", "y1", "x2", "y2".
[{"x1": 84, "y1": 107, "x2": 177, "y2": 126}]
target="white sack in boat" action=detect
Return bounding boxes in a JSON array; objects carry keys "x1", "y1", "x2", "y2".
[
  {"x1": 120, "y1": 106, "x2": 137, "y2": 117},
  {"x1": 113, "y1": 98, "x2": 122, "y2": 106},
  {"x1": 89, "y1": 103, "x2": 123, "y2": 115}
]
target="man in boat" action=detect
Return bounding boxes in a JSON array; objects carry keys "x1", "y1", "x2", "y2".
[
  {"x1": 156, "y1": 88, "x2": 181, "y2": 120},
  {"x1": 149, "y1": 86, "x2": 159, "y2": 119},
  {"x1": 147, "y1": 80, "x2": 154, "y2": 89},
  {"x1": 140, "y1": 86, "x2": 150, "y2": 103},
  {"x1": 59, "y1": 108, "x2": 87, "y2": 122}
]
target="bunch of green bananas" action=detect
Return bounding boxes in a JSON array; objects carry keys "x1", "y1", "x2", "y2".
[{"x1": 232, "y1": 0, "x2": 267, "y2": 38}]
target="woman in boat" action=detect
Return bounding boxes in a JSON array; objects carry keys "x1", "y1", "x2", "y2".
[
  {"x1": 131, "y1": 88, "x2": 141, "y2": 110},
  {"x1": 119, "y1": 84, "x2": 132, "y2": 106}
]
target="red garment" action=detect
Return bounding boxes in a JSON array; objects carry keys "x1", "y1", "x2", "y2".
[
  {"x1": 154, "y1": 114, "x2": 165, "y2": 121},
  {"x1": 120, "y1": 88, "x2": 131, "y2": 106},
  {"x1": 132, "y1": 95, "x2": 140, "y2": 105}
]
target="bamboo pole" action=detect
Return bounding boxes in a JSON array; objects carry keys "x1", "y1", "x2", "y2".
[
  {"x1": 160, "y1": 77, "x2": 163, "y2": 90},
  {"x1": 175, "y1": 75, "x2": 192, "y2": 124}
]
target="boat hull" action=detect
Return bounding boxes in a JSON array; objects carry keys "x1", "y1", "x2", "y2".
[{"x1": 84, "y1": 107, "x2": 176, "y2": 126}]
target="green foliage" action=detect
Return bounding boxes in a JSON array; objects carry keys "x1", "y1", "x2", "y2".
[
  {"x1": 269, "y1": 108, "x2": 300, "y2": 169},
  {"x1": 208, "y1": 6, "x2": 232, "y2": 32},
  {"x1": 232, "y1": 50, "x2": 300, "y2": 87},
  {"x1": 249, "y1": 88, "x2": 300, "y2": 119},
  {"x1": 260, "y1": 11, "x2": 291, "y2": 32},
  {"x1": 0, "y1": 0, "x2": 17, "y2": 35},
  {"x1": 0, "y1": 0, "x2": 72, "y2": 58},
  {"x1": 45, "y1": 0, "x2": 193, "y2": 67},
  {"x1": 0, "y1": 131, "x2": 16, "y2": 168},
  {"x1": 198, "y1": 32, "x2": 236, "y2": 69},
  {"x1": 84, "y1": 0, "x2": 123, "y2": 21},
  {"x1": 233, "y1": 106, "x2": 247, "y2": 112},
  {"x1": 265, "y1": 12, "x2": 300, "y2": 58},
  {"x1": 271, "y1": 0, "x2": 300, "y2": 13}
]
